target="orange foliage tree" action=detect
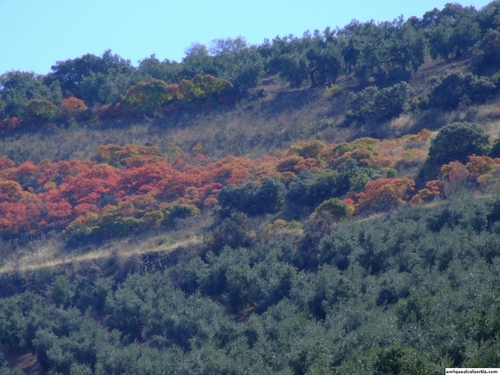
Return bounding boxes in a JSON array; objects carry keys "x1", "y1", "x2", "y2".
[
  {"x1": 356, "y1": 177, "x2": 415, "y2": 212},
  {"x1": 60, "y1": 97, "x2": 89, "y2": 121},
  {"x1": 411, "y1": 180, "x2": 445, "y2": 203}
]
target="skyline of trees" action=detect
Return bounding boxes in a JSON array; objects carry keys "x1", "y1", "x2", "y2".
[{"x1": 2, "y1": 2, "x2": 500, "y2": 124}]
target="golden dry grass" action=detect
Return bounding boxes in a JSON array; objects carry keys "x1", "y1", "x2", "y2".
[
  {"x1": 0, "y1": 235, "x2": 203, "y2": 275},
  {"x1": 0, "y1": 76, "x2": 353, "y2": 163},
  {"x1": 0, "y1": 214, "x2": 213, "y2": 276}
]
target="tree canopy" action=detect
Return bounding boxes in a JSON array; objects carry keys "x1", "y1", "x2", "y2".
[{"x1": 427, "y1": 122, "x2": 490, "y2": 165}]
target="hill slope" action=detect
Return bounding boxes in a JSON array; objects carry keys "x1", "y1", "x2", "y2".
[{"x1": 3, "y1": 2, "x2": 500, "y2": 373}]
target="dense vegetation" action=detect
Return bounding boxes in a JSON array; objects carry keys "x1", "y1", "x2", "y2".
[
  {"x1": 2, "y1": 1, "x2": 500, "y2": 374},
  {"x1": 2, "y1": 195, "x2": 500, "y2": 374},
  {"x1": 3, "y1": 2, "x2": 500, "y2": 129}
]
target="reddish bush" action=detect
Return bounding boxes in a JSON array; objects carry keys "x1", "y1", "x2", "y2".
[{"x1": 357, "y1": 178, "x2": 415, "y2": 212}]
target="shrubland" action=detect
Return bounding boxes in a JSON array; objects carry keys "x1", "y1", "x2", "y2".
[{"x1": 2, "y1": 2, "x2": 500, "y2": 373}]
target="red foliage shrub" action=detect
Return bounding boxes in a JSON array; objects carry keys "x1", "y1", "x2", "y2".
[
  {"x1": 357, "y1": 178, "x2": 415, "y2": 212},
  {"x1": 0, "y1": 158, "x2": 15, "y2": 170}
]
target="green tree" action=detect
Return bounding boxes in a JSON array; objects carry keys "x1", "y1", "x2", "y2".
[
  {"x1": 311, "y1": 198, "x2": 354, "y2": 221},
  {"x1": 23, "y1": 99, "x2": 58, "y2": 125},
  {"x1": 137, "y1": 54, "x2": 181, "y2": 83},
  {"x1": 309, "y1": 170, "x2": 344, "y2": 203},
  {"x1": 181, "y1": 42, "x2": 216, "y2": 79},
  {"x1": 383, "y1": 18, "x2": 426, "y2": 81},
  {"x1": 478, "y1": 1, "x2": 500, "y2": 32},
  {"x1": 306, "y1": 37, "x2": 344, "y2": 86},
  {"x1": 340, "y1": 20, "x2": 386, "y2": 82},
  {"x1": 0, "y1": 71, "x2": 61, "y2": 118},
  {"x1": 339, "y1": 36, "x2": 360, "y2": 75},
  {"x1": 254, "y1": 176, "x2": 286, "y2": 213},
  {"x1": 265, "y1": 30, "x2": 344, "y2": 88},
  {"x1": 373, "y1": 348, "x2": 438, "y2": 375},
  {"x1": 209, "y1": 36, "x2": 248, "y2": 55},
  {"x1": 45, "y1": 50, "x2": 134, "y2": 99},
  {"x1": 191, "y1": 74, "x2": 234, "y2": 98},
  {"x1": 261, "y1": 34, "x2": 307, "y2": 86},
  {"x1": 428, "y1": 71, "x2": 496, "y2": 110},
  {"x1": 206, "y1": 213, "x2": 253, "y2": 251},
  {"x1": 489, "y1": 136, "x2": 500, "y2": 158},
  {"x1": 427, "y1": 122, "x2": 489, "y2": 166},
  {"x1": 218, "y1": 176, "x2": 285, "y2": 216},
  {"x1": 338, "y1": 18, "x2": 424, "y2": 84},
  {"x1": 80, "y1": 70, "x2": 139, "y2": 107},
  {"x1": 49, "y1": 275, "x2": 75, "y2": 308},
  {"x1": 347, "y1": 86, "x2": 378, "y2": 119},
  {"x1": 373, "y1": 81, "x2": 414, "y2": 121},
  {"x1": 346, "y1": 85, "x2": 410, "y2": 124},
  {"x1": 471, "y1": 29, "x2": 500, "y2": 75},
  {"x1": 286, "y1": 170, "x2": 348, "y2": 213},
  {"x1": 427, "y1": 4, "x2": 480, "y2": 61},
  {"x1": 212, "y1": 47, "x2": 264, "y2": 91},
  {"x1": 123, "y1": 79, "x2": 170, "y2": 112}
]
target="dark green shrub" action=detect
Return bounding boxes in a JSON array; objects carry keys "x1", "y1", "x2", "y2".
[
  {"x1": 49, "y1": 275, "x2": 75, "y2": 309},
  {"x1": 346, "y1": 82, "x2": 414, "y2": 124},
  {"x1": 206, "y1": 213, "x2": 253, "y2": 251},
  {"x1": 0, "y1": 292, "x2": 46, "y2": 350},
  {"x1": 427, "y1": 4, "x2": 480, "y2": 61},
  {"x1": 33, "y1": 330, "x2": 63, "y2": 372},
  {"x1": 23, "y1": 99, "x2": 58, "y2": 126},
  {"x1": 0, "y1": 71, "x2": 62, "y2": 119},
  {"x1": 466, "y1": 340, "x2": 500, "y2": 368},
  {"x1": 373, "y1": 347, "x2": 438, "y2": 375},
  {"x1": 307, "y1": 265, "x2": 356, "y2": 319},
  {"x1": 395, "y1": 293, "x2": 436, "y2": 327},
  {"x1": 489, "y1": 136, "x2": 500, "y2": 158},
  {"x1": 428, "y1": 72, "x2": 496, "y2": 110},
  {"x1": 373, "y1": 82, "x2": 414, "y2": 121},
  {"x1": 212, "y1": 47, "x2": 264, "y2": 91},
  {"x1": 218, "y1": 176, "x2": 285, "y2": 216},
  {"x1": 309, "y1": 171, "x2": 344, "y2": 202},
  {"x1": 285, "y1": 170, "x2": 317, "y2": 207},
  {"x1": 286, "y1": 170, "x2": 347, "y2": 211},
  {"x1": 346, "y1": 86, "x2": 378, "y2": 124},
  {"x1": 471, "y1": 29, "x2": 500, "y2": 75},
  {"x1": 318, "y1": 223, "x2": 363, "y2": 269},
  {"x1": 69, "y1": 363, "x2": 93, "y2": 375},
  {"x1": 168, "y1": 204, "x2": 199, "y2": 220},
  {"x1": 311, "y1": 198, "x2": 354, "y2": 222},
  {"x1": 427, "y1": 122, "x2": 489, "y2": 166}
]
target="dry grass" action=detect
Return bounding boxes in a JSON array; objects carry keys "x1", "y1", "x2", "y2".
[
  {"x1": 388, "y1": 114, "x2": 415, "y2": 134},
  {"x1": 465, "y1": 98, "x2": 500, "y2": 140},
  {"x1": 0, "y1": 56, "x2": 491, "y2": 165},
  {"x1": 0, "y1": 214, "x2": 213, "y2": 276},
  {"x1": 0, "y1": 235, "x2": 203, "y2": 276},
  {"x1": 0, "y1": 76, "x2": 355, "y2": 163},
  {"x1": 0, "y1": 99, "x2": 329, "y2": 162},
  {"x1": 411, "y1": 55, "x2": 471, "y2": 94},
  {"x1": 0, "y1": 62, "x2": 453, "y2": 164},
  {"x1": 474, "y1": 102, "x2": 500, "y2": 122}
]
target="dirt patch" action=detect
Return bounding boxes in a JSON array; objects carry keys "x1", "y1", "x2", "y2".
[{"x1": 2, "y1": 347, "x2": 43, "y2": 375}]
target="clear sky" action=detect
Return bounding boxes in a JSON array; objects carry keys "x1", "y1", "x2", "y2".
[{"x1": 0, "y1": 0, "x2": 493, "y2": 75}]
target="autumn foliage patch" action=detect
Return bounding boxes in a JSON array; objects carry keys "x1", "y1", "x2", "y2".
[{"x1": 0, "y1": 129, "x2": 441, "y2": 242}]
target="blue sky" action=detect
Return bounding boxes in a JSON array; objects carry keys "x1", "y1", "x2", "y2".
[{"x1": 0, "y1": 0, "x2": 493, "y2": 75}]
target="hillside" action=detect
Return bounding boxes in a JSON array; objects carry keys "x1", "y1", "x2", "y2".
[{"x1": 1, "y1": 2, "x2": 500, "y2": 374}]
